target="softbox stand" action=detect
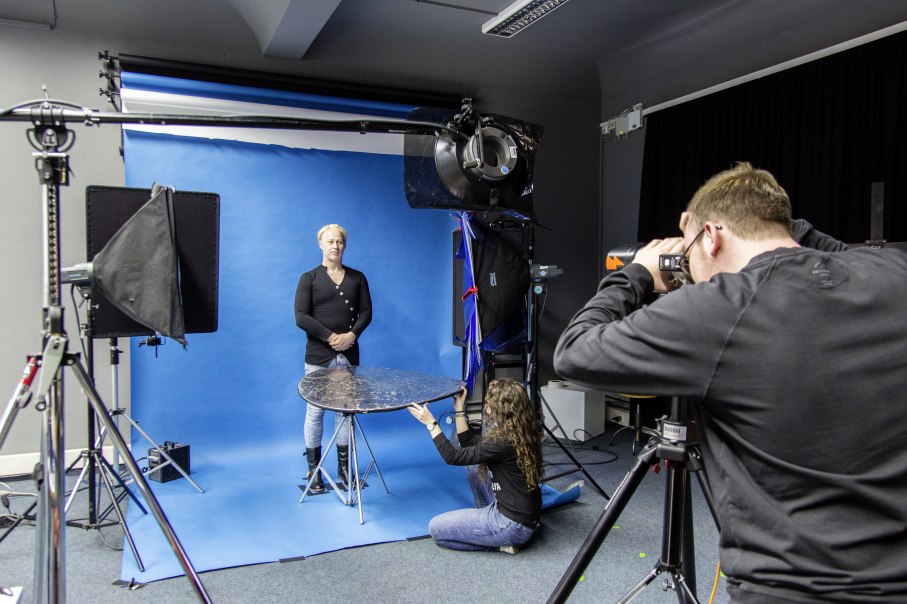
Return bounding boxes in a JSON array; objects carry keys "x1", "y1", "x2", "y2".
[
  {"x1": 69, "y1": 180, "x2": 218, "y2": 524},
  {"x1": 61, "y1": 182, "x2": 210, "y2": 572},
  {"x1": 62, "y1": 335, "x2": 204, "y2": 574},
  {"x1": 521, "y1": 225, "x2": 609, "y2": 499},
  {"x1": 0, "y1": 102, "x2": 212, "y2": 603}
]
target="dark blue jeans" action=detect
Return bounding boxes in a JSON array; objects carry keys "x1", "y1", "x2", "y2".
[{"x1": 428, "y1": 465, "x2": 536, "y2": 551}]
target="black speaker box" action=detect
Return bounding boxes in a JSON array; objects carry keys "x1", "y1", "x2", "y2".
[{"x1": 148, "y1": 442, "x2": 190, "y2": 483}]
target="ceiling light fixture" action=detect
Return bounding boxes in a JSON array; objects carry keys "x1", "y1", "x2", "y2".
[{"x1": 482, "y1": 0, "x2": 571, "y2": 38}]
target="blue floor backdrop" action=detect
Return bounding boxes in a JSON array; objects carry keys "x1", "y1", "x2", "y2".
[{"x1": 120, "y1": 129, "x2": 467, "y2": 582}]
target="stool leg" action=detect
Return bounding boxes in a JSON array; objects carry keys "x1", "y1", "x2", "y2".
[{"x1": 632, "y1": 403, "x2": 645, "y2": 454}]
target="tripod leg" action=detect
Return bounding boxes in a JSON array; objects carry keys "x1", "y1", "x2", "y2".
[
  {"x1": 299, "y1": 420, "x2": 344, "y2": 503},
  {"x1": 124, "y1": 416, "x2": 204, "y2": 494},
  {"x1": 541, "y1": 422, "x2": 610, "y2": 499},
  {"x1": 0, "y1": 499, "x2": 37, "y2": 545},
  {"x1": 539, "y1": 392, "x2": 578, "y2": 454},
  {"x1": 34, "y1": 337, "x2": 68, "y2": 604},
  {"x1": 547, "y1": 446, "x2": 658, "y2": 604},
  {"x1": 63, "y1": 451, "x2": 91, "y2": 514},
  {"x1": 0, "y1": 356, "x2": 39, "y2": 451},
  {"x1": 67, "y1": 356, "x2": 212, "y2": 603},
  {"x1": 690, "y1": 452, "x2": 720, "y2": 532},
  {"x1": 95, "y1": 453, "x2": 147, "y2": 517},
  {"x1": 350, "y1": 417, "x2": 364, "y2": 523},
  {"x1": 96, "y1": 454, "x2": 145, "y2": 572},
  {"x1": 352, "y1": 415, "x2": 388, "y2": 492},
  {"x1": 674, "y1": 570, "x2": 701, "y2": 604},
  {"x1": 618, "y1": 566, "x2": 664, "y2": 604}
]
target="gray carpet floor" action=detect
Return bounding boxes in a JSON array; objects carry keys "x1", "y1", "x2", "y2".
[{"x1": 0, "y1": 425, "x2": 729, "y2": 604}]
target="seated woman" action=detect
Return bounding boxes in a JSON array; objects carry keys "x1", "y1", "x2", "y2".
[{"x1": 408, "y1": 378, "x2": 542, "y2": 553}]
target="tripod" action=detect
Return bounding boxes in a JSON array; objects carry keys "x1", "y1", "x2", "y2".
[
  {"x1": 0, "y1": 105, "x2": 211, "y2": 603},
  {"x1": 299, "y1": 411, "x2": 389, "y2": 525},
  {"x1": 61, "y1": 336, "x2": 144, "y2": 572},
  {"x1": 547, "y1": 397, "x2": 720, "y2": 604}
]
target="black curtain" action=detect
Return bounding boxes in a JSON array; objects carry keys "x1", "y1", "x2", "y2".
[{"x1": 639, "y1": 30, "x2": 907, "y2": 244}]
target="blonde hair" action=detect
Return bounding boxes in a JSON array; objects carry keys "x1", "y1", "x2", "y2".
[{"x1": 317, "y1": 224, "x2": 347, "y2": 243}]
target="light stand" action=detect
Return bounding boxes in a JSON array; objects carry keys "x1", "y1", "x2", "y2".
[
  {"x1": 547, "y1": 397, "x2": 720, "y2": 604},
  {"x1": 0, "y1": 99, "x2": 212, "y2": 603},
  {"x1": 59, "y1": 304, "x2": 203, "y2": 573},
  {"x1": 522, "y1": 225, "x2": 609, "y2": 499},
  {"x1": 62, "y1": 314, "x2": 135, "y2": 530}
]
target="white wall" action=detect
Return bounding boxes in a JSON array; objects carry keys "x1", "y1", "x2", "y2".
[{"x1": 1, "y1": 27, "x2": 129, "y2": 475}]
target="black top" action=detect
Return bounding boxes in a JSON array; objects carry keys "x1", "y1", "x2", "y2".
[
  {"x1": 554, "y1": 222, "x2": 907, "y2": 602},
  {"x1": 294, "y1": 265, "x2": 372, "y2": 365},
  {"x1": 432, "y1": 428, "x2": 541, "y2": 527}
]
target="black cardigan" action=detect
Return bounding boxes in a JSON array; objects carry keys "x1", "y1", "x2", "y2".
[{"x1": 294, "y1": 265, "x2": 372, "y2": 365}]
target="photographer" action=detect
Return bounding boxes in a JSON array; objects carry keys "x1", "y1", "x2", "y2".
[{"x1": 554, "y1": 163, "x2": 907, "y2": 602}]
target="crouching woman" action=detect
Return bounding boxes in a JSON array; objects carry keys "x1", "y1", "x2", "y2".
[{"x1": 408, "y1": 378, "x2": 542, "y2": 553}]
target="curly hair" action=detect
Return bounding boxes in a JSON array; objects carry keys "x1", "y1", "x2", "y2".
[{"x1": 479, "y1": 378, "x2": 543, "y2": 492}]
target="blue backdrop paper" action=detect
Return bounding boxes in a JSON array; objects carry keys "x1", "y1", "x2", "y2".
[
  {"x1": 124, "y1": 130, "x2": 460, "y2": 454},
  {"x1": 119, "y1": 129, "x2": 468, "y2": 581}
]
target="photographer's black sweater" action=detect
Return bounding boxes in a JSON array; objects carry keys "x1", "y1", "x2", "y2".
[{"x1": 554, "y1": 224, "x2": 907, "y2": 602}]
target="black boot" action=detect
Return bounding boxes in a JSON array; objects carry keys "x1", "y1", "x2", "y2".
[
  {"x1": 336, "y1": 445, "x2": 349, "y2": 487},
  {"x1": 305, "y1": 447, "x2": 326, "y2": 494}
]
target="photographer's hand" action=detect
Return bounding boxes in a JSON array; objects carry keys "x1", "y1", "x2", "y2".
[{"x1": 633, "y1": 238, "x2": 685, "y2": 292}]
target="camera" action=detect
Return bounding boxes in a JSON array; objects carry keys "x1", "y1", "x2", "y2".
[
  {"x1": 658, "y1": 253, "x2": 685, "y2": 272},
  {"x1": 605, "y1": 244, "x2": 690, "y2": 287}
]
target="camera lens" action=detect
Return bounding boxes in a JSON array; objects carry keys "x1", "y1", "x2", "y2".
[{"x1": 605, "y1": 243, "x2": 645, "y2": 272}]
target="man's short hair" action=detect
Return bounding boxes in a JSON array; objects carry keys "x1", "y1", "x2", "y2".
[
  {"x1": 317, "y1": 223, "x2": 347, "y2": 243},
  {"x1": 686, "y1": 162, "x2": 792, "y2": 240}
]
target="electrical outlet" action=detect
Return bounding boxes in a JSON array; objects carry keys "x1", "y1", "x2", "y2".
[{"x1": 606, "y1": 405, "x2": 629, "y2": 427}]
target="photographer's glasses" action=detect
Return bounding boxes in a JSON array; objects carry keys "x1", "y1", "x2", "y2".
[
  {"x1": 677, "y1": 227, "x2": 706, "y2": 283},
  {"x1": 657, "y1": 223, "x2": 721, "y2": 286}
]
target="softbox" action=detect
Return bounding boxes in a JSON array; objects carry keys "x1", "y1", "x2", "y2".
[
  {"x1": 86, "y1": 185, "x2": 220, "y2": 343},
  {"x1": 92, "y1": 185, "x2": 186, "y2": 345},
  {"x1": 403, "y1": 106, "x2": 543, "y2": 222},
  {"x1": 455, "y1": 213, "x2": 529, "y2": 389},
  {"x1": 468, "y1": 220, "x2": 529, "y2": 339}
]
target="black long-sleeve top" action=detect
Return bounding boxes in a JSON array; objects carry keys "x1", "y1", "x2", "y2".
[
  {"x1": 553, "y1": 222, "x2": 907, "y2": 602},
  {"x1": 432, "y1": 428, "x2": 541, "y2": 527},
  {"x1": 294, "y1": 265, "x2": 372, "y2": 366}
]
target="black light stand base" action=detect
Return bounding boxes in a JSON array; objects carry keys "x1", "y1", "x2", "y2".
[
  {"x1": 297, "y1": 480, "x2": 367, "y2": 494},
  {"x1": 541, "y1": 423, "x2": 610, "y2": 500}
]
